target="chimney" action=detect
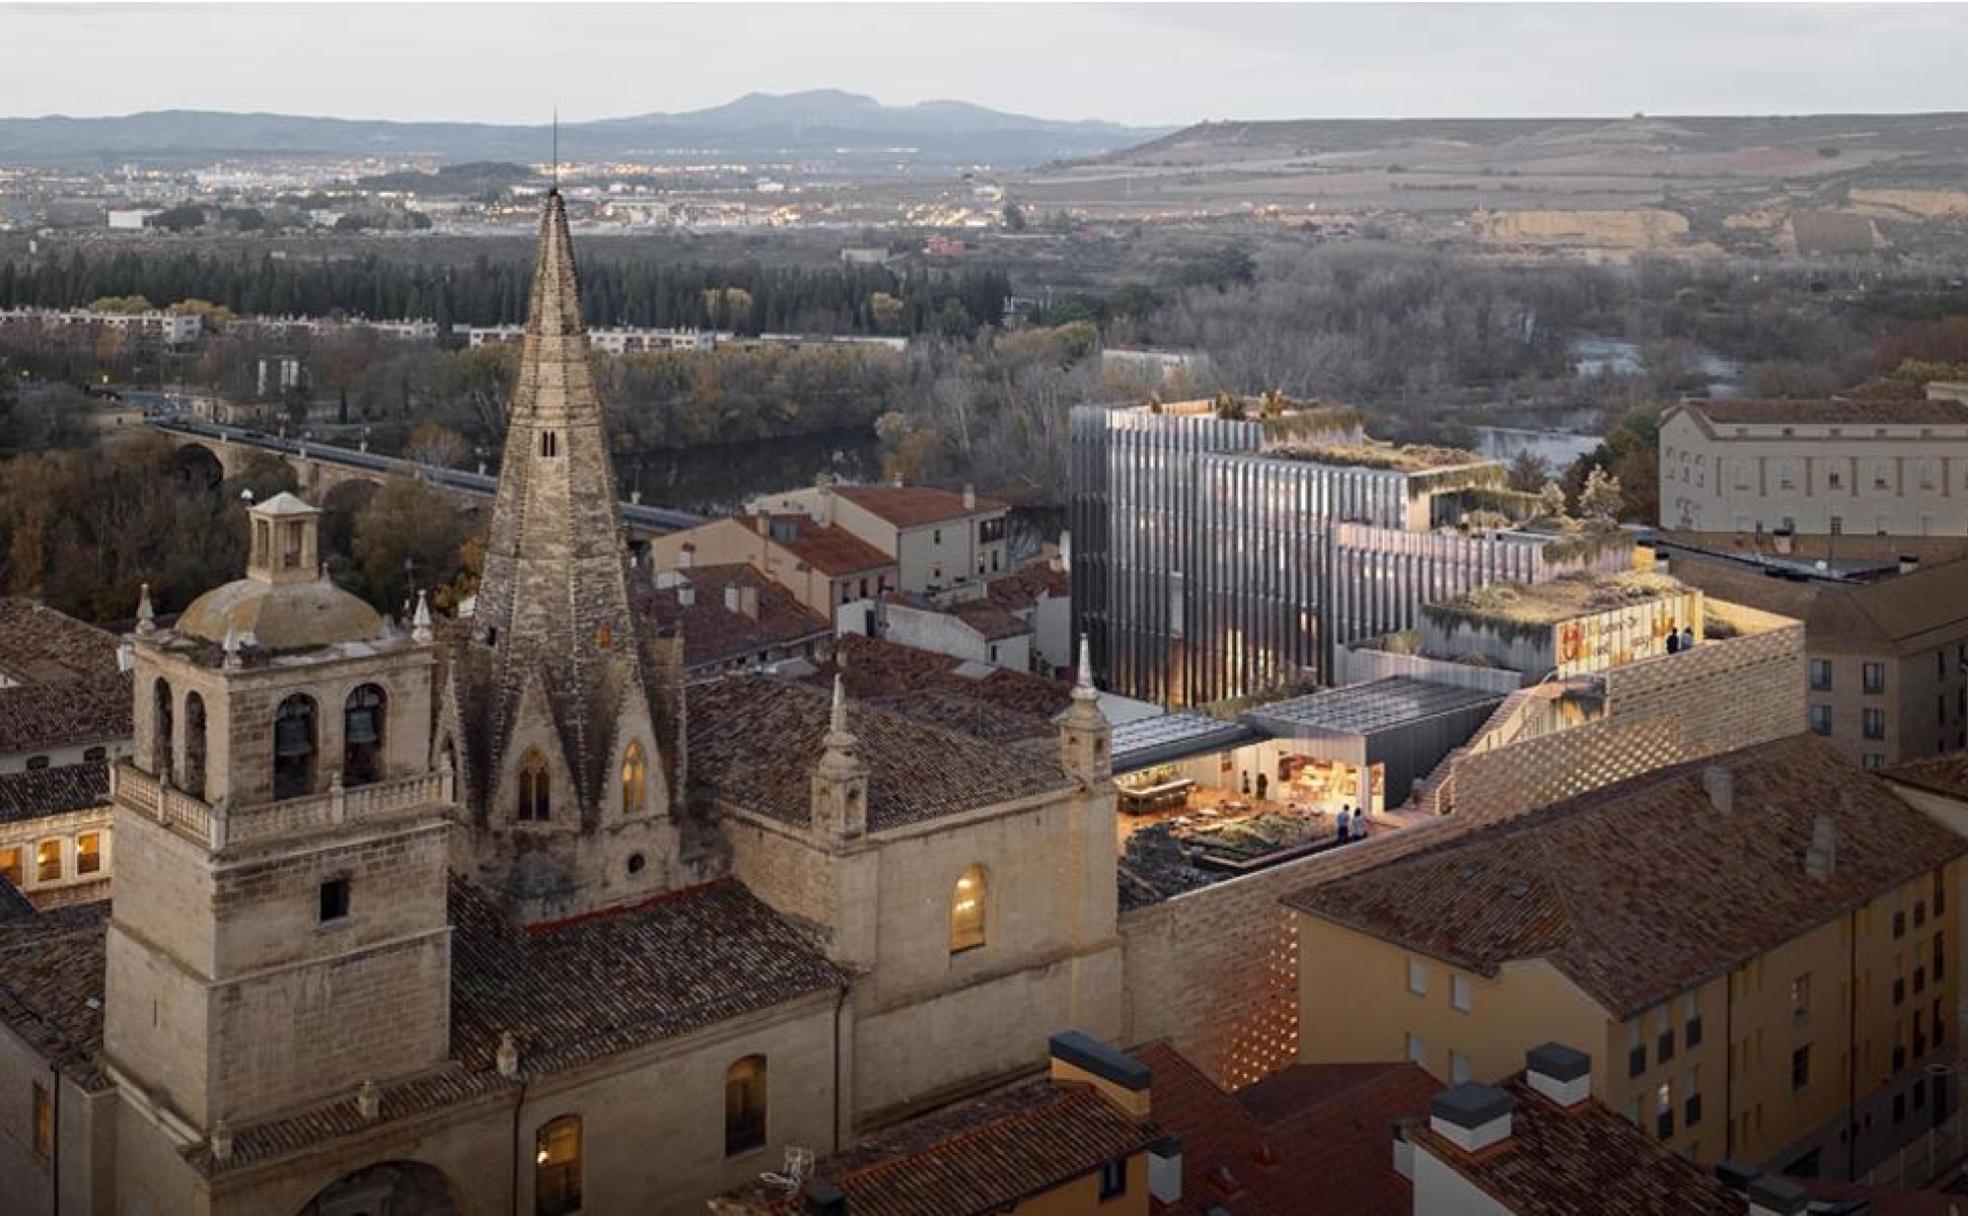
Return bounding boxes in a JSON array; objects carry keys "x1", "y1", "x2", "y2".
[
  {"x1": 1524, "y1": 1043, "x2": 1591, "y2": 1108},
  {"x1": 963, "y1": 483, "x2": 977, "y2": 511},
  {"x1": 1900, "y1": 554, "x2": 1921, "y2": 575},
  {"x1": 1047, "y1": 1030, "x2": 1151, "y2": 1119},
  {"x1": 1805, "y1": 813, "x2": 1838, "y2": 880},
  {"x1": 818, "y1": 483, "x2": 836, "y2": 526},
  {"x1": 676, "y1": 582, "x2": 695, "y2": 608},
  {"x1": 755, "y1": 514, "x2": 770, "y2": 537},
  {"x1": 1428, "y1": 1082, "x2": 1514, "y2": 1154},
  {"x1": 677, "y1": 543, "x2": 693, "y2": 569},
  {"x1": 1148, "y1": 1135, "x2": 1183, "y2": 1204},
  {"x1": 802, "y1": 1179, "x2": 847, "y2": 1216},
  {"x1": 1702, "y1": 764, "x2": 1734, "y2": 815},
  {"x1": 1746, "y1": 1175, "x2": 1808, "y2": 1216}
]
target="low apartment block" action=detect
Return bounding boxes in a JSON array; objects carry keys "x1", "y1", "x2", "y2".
[
  {"x1": 1286, "y1": 733, "x2": 1966, "y2": 1182},
  {"x1": 748, "y1": 482, "x2": 1010, "y2": 593}
]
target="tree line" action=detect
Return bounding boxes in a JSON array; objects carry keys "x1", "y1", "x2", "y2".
[{"x1": 0, "y1": 248, "x2": 1010, "y2": 338}]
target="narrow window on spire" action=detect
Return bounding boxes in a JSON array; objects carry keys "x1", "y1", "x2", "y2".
[
  {"x1": 540, "y1": 430, "x2": 559, "y2": 459},
  {"x1": 621, "y1": 742, "x2": 647, "y2": 815},
  {"x1": 518, "y1": 750, "x2": 551, "y2": 821}
]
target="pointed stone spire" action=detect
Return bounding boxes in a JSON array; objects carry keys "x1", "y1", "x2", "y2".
[
  {"x1": 1060, "y1": 633, "x2": 1111, "y2": 785},
  {"x1": 135, "y1": 582, "x2": 156, "y2": 636},
  {"x1": 411, "y1": 589, "x2": 433, "y2": 645},
  {"x1": 1073, "y1": 633, "x2": 1097, "y2": 702},
  {"x1": 818, "y1": 675, "x2": 860, "y2": 771},
  {"x1": 811, "y1": 674, "x2": 868, "y2": 840}
]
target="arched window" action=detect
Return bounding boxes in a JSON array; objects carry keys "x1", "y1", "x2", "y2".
[
  {"x1": 724, "y1": 1055, "x2": 767, "y2": 1157},
  {"x1": 152, "y1": 678, "x2": 174, "y2": 781},
  {"x1": 183, "y1": 692, "x2": 207, "y2": 800},
  {"x1": 517, "y1": 750, "x2": 551, "y2": 822},
  {"x1": 273, "y1": 695, "x2": 318, "y2": 801},
  {"x1": 533, "y1": 1114, "x2": 582, "y2": 1216},
  {"x1": 620, "y1": 742, "x2": 647, "y2": 815},
  {"x1": 343, "y1": 684, "x2": 387, "y2": 787},
  {"x1": 951, "y1": 864, "x2": 987, "y2": 953}
]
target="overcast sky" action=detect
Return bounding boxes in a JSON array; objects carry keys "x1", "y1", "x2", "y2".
[{"x1": 7, "y1": 3, "x2": 1968, "y2": 127}]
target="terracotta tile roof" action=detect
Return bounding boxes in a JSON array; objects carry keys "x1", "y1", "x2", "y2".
[
  {"x1": 741, "y1": 513, "x2": 894, "y2": 576},
  {"x1": 0, "y1": 672, "x2": 132, "y2": 757},
  {"x1": 0, "y1": 901, "x2": 112, "y2": 1090},
  {"x1": 0, "y1": 761, "x2": 110, "y2": 822},
  {"x1": 948, "y1": 599, "x2": 1033, "y2": 642},
  {"x1": 821, "y1": 635, "x2": 1072, "y2": 729},
  {"x1": 643, "y1": 564, "x2": 830, "y2": 670},
  {"x1": 1682, "y1": 397, "x2": 1968, "y2": 426},
  {"x1": 1885, "y1": 752, "x2": 1968, "y2": 803},
  {"x1": 449, "y1": 875, "x2": 844, "y2": 1076},
  {"x1": 0, "y1": 598, "x2": 123, "y2": 684},
  {"x1": 724, "y1": 1074, "x2": 1161, "y2": 1216},
  {"x1": 985, "y1": 564, "x2": 1069, "y2": 612},
  {"x1": 1804, "y1": 558, "x2": 1968, "y2": 652},
  {"x1": 1286, "y1": 734, "x2": 1967, "y2": 1019},
  {"x1": 1137, "y1": 1042, "x2": 1435, "y2": 1216},
  {"x1": 688, "y1": 672, "x2": 1070, "y2": 831},
  {"x1": 1410, "y1": 1072, "x2": 1740, "y2": 1215},
  {"x1": 833, "y1": 484, "x2": 1006, "y2": 528}
]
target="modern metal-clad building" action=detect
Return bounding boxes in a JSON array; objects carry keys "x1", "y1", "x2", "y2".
[{"x1": 1071, "y1": 398, "x2": 1600, "y2": 707}]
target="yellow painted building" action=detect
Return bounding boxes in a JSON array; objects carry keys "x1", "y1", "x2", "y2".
[{"x1": 1286, "y1": 733, "x2": 1966, "y2": 1181}]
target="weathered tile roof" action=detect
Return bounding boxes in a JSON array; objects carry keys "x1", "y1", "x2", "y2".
[
  {"x1": 822, "y1": 635, "x2": 1072, "y2": 727},
  {"x1": 0, "y1": 901, "x2": 112, "y2": 1090},
  {"x1": 833, "y1": 484, "x2": 1006, "y2": 528},
  {"x1": 1408, "y1": 1072, "x2": 1740, "y2": 1216},
  {"x1": 1885, "y1": 752, "x2": 1968, "y2": 803},
  {"x1": 947, "y1": 599, "x2": 1033, "y2": 642},
  {"x1": 740, "y1": 513, "x2": 894, "y2": 576},
  {"x1": 1683, "y1": 397, "x2": 1968, "y2": 426},
  {"x1": 0, "y1": 672, "x2": 132, "y2": 757},
  {"x1": 643, "y1": 564, "x2": 830, "y2": 670},
  {"x1": 1286, "y1": 734, "x2": 1967, "y2": 1019},
  {"x1": 0, "y1": 598, "x2": 123, "y2": 684},
  {"x1": 985, "y1": 564, "x2": 1069, "y2": 613},
  {"x1": 724, "y1": 1073, "x2": 1161, "y2": 1216},
  {"x1": 1805, "y1": 558, "x2": 1968, "y2": 652},
  {"x1": 689, "y1": 672, "x2": 1070, "y2": 831},
  {"x1": 1139, "y1": 1042, "x2": 1436, "y2": 1216},
  {"x1": 448, "y1": 875, "x2": 845, "y2": 1076},
  {"x1": 0, "y1": 761, "x2": 110, "y2": 822}
]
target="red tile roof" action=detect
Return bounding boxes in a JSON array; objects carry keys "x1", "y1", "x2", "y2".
[
  {"x1": 1286, "y1": 734, "x2": 1967, "y2": 1019},
  {"x1": 723, "y1": 1073, "x2": 1161, "y2": 1216},
  {"x1": 833, "y1": 484, "x2": 1006, "y2": 527},
  {"x1": 741, "y1": 513, "x2": 894, "y2": 576},
  {"x1": 986, "y1": 564, "x2": 1069, "y2": 612},
  {"x1": 0, "y1": 901, "x2": 112, "y2": 1090},
  {"x1": 948, "y1": 599, "x2": 1033, "y2": 642},
  {"x1": 1885, "y1": 752, "x2": 1968, "y2": 803},
  {"x1": 1409, "y1": 1072, "x2": 1741, "y2": 1216},
  {"x1": 1137, "y1": 1042, "x2": 1435, "y2": 1216},
  {"x1": 0, "y1": 598, "x2": 123, "y2": 684},
  {"x1": 643, "y1": 564, "x2": 830, "y2": 669},
  {"x1": 821, "y1": 635, "x2": 1072, "y2": 730}
]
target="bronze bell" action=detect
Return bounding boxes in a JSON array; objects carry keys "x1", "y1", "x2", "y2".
[
  {"x1": 275, "y1": 713, "x2": 313, "y2": 757},
  {"x1": 344, "y1": 708, "x2": 378, "y2": 746}
]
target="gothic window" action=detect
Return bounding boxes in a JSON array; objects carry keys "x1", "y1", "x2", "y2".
[
  {"x1": 951, "y1": 864, "x2": 987, "y2": 953},
  {"x1": 273, "y1": 694, "x2": 318, "y2": 801},
  {"x1": 183, "y1": 691, "x2": 207, "y2": 800},
  {"x1": 534, "y1": 1114, "x2": 582, "y2": 1216},
  {"x1": 724, "y1": 1056, "x2": 768, "y2": 1157},
  {"x1": 518, "y1": 750, "x2": 552, "y2": 821},
  {"x1": 343, "y1": 684, "x2": 387, "y2": 787},
  {"x1": 540, "y1": 430, "x2": 560, "y2": 459},
  {"x1": 152, "y1": 677, "x2": 174, "y2": 780},
  {"x1": 620, "y1": 742, "x2": 648, "y2": 815}
]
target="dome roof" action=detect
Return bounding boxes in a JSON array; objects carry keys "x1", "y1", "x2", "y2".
[{"x1": 177, "y1": 576, "x2": 387, "y2": 651}]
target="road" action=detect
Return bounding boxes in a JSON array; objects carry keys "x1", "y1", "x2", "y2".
[{"x1": 149, "y1": 416, "x2": 704, "y2": 534}]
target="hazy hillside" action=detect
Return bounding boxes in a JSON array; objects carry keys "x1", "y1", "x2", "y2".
[{"x1": 0, "y1": 91, "x2": 1166, "y2": 169}]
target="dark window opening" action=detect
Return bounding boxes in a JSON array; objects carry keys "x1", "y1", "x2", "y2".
[
  {"x1": 318, "y1": 877, "x2": 350, "y2": 923},
  {"x1": 343, "y1": 684, "x2": 386, "y2": 787}
]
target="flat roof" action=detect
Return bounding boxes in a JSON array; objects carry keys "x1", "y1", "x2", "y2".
[
  {"x1": 1242, "y1": 677, "x2": 1503, "y2": 738},
  {"x1": 1112, "y1": 710, "x2": 1260, "y2": 770}
]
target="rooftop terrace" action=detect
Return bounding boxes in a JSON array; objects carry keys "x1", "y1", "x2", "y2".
[{"x1": 1426, "y1": 570, "x2": 1688, "y2": 629}]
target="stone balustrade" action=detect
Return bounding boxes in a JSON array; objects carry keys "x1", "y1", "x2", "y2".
[{"x1": 114, "y1": 762, "x2": 450, "y2": 850}]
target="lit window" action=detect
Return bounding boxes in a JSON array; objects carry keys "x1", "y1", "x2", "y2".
[
  {"x1": 1451, "y1": 974, "x2": 1472, "y2": 1013},
  {"x1": 32, "y1": 1081, "x2": 52, "y2": 1160},
  {"x1": 534, "y1": 1114, "x2": 582, "y2": 1216},
  {"x1": 620, "y1": 742, "x2": 648, "y2": 815},
  {"x1": 35, "y1": 840, "x2": 61, "y2": 884},
  {"x1": 1407, "y1": 959, "x2": 1428, "y2": 997},
  {"x1": 0, "y1": 847, "x2": 20, "y2": 887},
  {"x1": 725, "y1": 1055, "x2": 768, "y2": 1157},
  {"x1": 518, "y1": 750, "x2": 552, "y2": 822},
  {"x1": 76, "y1": 833, "x2": 102, "y2": 877},
  {"x1": 951, "y1": 865, "x2": 986, "y2": 953}
]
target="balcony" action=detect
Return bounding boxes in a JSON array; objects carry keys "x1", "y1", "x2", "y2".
[{"x1": 114, "y1": 762, "x2": 450, "y2": 850}]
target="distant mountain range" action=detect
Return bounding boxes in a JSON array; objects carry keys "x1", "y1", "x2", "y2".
[{"x1": 0, "y1": 90, "x2": 1168, "y2": 169}]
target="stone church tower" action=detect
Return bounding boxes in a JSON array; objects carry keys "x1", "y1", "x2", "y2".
[{"x1": 438, "y1": 190, "x2": 680, "y2": 922}]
